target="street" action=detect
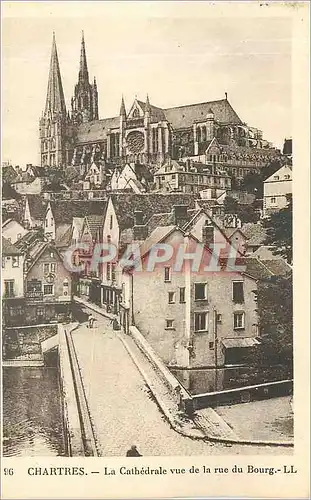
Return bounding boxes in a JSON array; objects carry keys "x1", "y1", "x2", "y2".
[{"x1": 71, "y1": 312, "x2": 292, "y2": 456}]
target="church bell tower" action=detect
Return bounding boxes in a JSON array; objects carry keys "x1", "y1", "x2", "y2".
[{"x1": 71, "y1": 32, "x2": 99, "y2": 124}]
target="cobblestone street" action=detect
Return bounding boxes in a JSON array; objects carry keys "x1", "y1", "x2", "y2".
[{"x1": 71, "y1": 311, "x2": 292, "y2": 456}]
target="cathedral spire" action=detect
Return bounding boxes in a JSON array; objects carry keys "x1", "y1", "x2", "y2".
[
  {"x1": 79, "y1": 30, "x2": 89, "y2": 83},
  {"x1": 45, "y1": 33, "x2": 66, "y2": 116},
  {"x1": 120, "y1": 95, "x2": 126, "y2": 117}
]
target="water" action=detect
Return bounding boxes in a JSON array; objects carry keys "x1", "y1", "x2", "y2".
[{"x1": 3, "y1": 362, "x2": 66, "y2": 457}]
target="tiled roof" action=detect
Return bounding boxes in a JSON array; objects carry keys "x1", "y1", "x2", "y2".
[
  {"x1": 76, "y1": 117, "x2": 120, "y2": 143},
  {"x1": 27, "y1": 195, "x2": 49, "y2": 221},
  {"x1": 242, "y1": 257, "x2": 273, "y2": 280},
  {"x1": 242, "y1": 222, "x2": 267, "y2": 246},
  {"x1": 50, "y1": 200, "x2": 107, "y2": 224},
  {"x1": 2, "y1": 237, "x2": 22, "y2": 256},
  {"x1": 85, "y1": 214, "x2": 106, "y2": 238},
  {"x1": 2, "y1": 183, "x2": 22, "y2": 200},
  {"x1": 14, "y1": 230, "x2": 42, "y2": 253},
  {"x1": 146, "y1": 208, "x2": 197, "y2": 235},
  {"x1": 139, "y1": 226, "x2": 177, "y2": 258},
  {"x1": 2, "y1": 165, "x2": 19, "y2": 183},
  {"x1": 261, "y1": 259, "x2": 292, "y2": 277},
  {"x1": 136, "y1": 100, "x2": 166, "y2": 122},
  {"x1": 110, "y1": 193, "x2": 198, "y2": 231},
  {"x1": 163, "y1": 99, "x2": 242, "y2": 129},
  {"x1": 55, "y1": 225, "x2": 72, "y2": 248}
]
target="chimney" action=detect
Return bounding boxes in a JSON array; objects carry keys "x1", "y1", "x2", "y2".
[
  {"x1": 173, "y1": 205, "x2": 188, "y2": 227},
  {"x1": 202, "y1": 223, "x2": 214, "y2": 247}
]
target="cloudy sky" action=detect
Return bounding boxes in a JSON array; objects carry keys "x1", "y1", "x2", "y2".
[{"x1": 2, "y1": 2, "x2": 294, "y2": 166}]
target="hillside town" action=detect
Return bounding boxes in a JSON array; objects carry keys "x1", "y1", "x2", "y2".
[{"x1": 2, "y1": 32, "x2": 293, "y2": 457}]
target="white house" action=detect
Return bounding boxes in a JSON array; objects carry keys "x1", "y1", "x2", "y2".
[
  {"x1": 263, "y1": 165, "x2": 292, "y2": 217},
  {"x1": 2, "y1": 237, "x2": 25, "y2": 298},
  {"x1": 2, "y1": 219, "x2": 28, "y2": 244},
  {"x1": 110, "y1": 163, "x2": 146, "y2": 193}
]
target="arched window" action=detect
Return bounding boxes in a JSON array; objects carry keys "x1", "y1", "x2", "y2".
[
  {"x1": 202, "y1": 126, "x2": 206, "y2": 142},
  {"x1": 133, "y1": 108, "x2": 139, "y2": 118},
  {"x1": 197, "y1": 128, "x2": 201, "y2": 143}
]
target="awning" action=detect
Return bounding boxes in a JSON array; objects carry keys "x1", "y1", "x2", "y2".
[{"x1": 222, "y1": 337, "x2": 260, "y2": 349}]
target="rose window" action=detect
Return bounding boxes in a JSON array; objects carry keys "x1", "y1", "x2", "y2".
[{"x1": 126, "y1": 131, "x2": 144, "y2": 154}]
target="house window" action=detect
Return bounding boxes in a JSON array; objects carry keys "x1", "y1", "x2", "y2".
[
  {"x1": 4, "y1": 280, "x2": 15, "y2": 297},
  {"x1": 9, "y1": 305, "x2": 23, "y2": 316},
  {"x1": 2, "y1": 257, "x2": 5, "y2": 268},
  {"x1": 111, "y1": 263, "x2": 116, "y2": 281},
  {"x1": 232, "y1": 281, "x2": 244, "y2": 303},
  {"x1": 106, "y1": 263, "x2": 111, "y2": 281},
  {"x1": 63, "y1": 279, "x2": 69, "y2": 296},
  {"x1": 284, "y1": 174, "x2": 290, "y2": 180},
  {"x1": 209, "y1": 341, "x2": 214, "y2": 350},
  {"x1": 37, "y1": 306, "x2": 44, "y2": 316},
  {"x1": 110, "y1": 215, "x2": 113, "y2": 230},
  {"x1": 273, "y1": 175, "x2": 279, "y2": 180},
  {"x1": 43, "y1": 284, "x2": 54, "y2": 295},
  {"x1": 179, "y1": 287, "x2": 185, "y2": 303},
  {"x1": 216, "y1": 313, "x2": 222, "y2": 324},
  {"x1": 17, "y1": 233, "x2": 22, "y2": 240},
  {"x1": 44, "y1": 263, "x2": 50, "y2": 274},
  {"x1": 234, "y1": 312, "x2": 245, "y2": 330},
  {"x1": 168, "y1": 292, "x2": 175, "y2": 304},
  {"x1": 165, "y1": 319, "x2": 174, "y2": 329},
  {"x1": 271, "y1": 197, "x2": 276, "y2": 204},
  {"x1": 50, "y1": 263, "x2": 56, "y2": 273},
  {"x1": 194, "y1": 283, "x2": 207, "y2": 301},
  {"x1": 107, "y1": 235, "x2": 111, "y2": 243},
  {"x1": 12, "y1": 256, "x2": 19, "y2": 268},
  {"x1": 45, "y1": 219, "x2": 48, "y2": 227},
  {"x1": 194, "y1": 312, "x2": 208, "y2": 332},
  {"x1": 164, "y1": 267, "x2": 171, "y2": 282}
]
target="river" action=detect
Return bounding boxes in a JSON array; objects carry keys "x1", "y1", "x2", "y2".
[{"x1": 3, "y1": 358, "x2": 66, "y2": 457}]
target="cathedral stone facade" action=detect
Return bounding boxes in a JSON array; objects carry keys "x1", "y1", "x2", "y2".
[{"x1": 40, "y1": 34, "x2": 280, "y2": 174}]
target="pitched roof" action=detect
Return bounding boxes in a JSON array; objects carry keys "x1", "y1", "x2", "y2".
[
  {"x1": 49, "y1": 200, "x2": 107, "y2": 224},
  {"x1": 2, "y1": 237, "x2": 22, "y2": 256},
  {"x1": 85, "y1": 214, "x2": 106, "y2": 238},
  {"x1": 110, "y1": 193, "x2": 198, "y2": 231},
  {"x1": 136, "y1": 100, "x2": 166, "y2": 122},
  {"x1": 242, "y1": 257, "x2": 274, "y2": 280},
  {"x1": 163, "y1": 99, "x2": 242, "y2": 129},
  {"x1": 27, "y1": 195, "x2": 49, "y2": 221},
  {"x1": 1, "y1": 165, "x2": 19, "y2": 183},
  {"x1": 55, "y1": 225, "x2": 72, "y2": 248},
  {"x1": 2, "y1": 183, "x2": 22, "y2": 200},
  {"x1": 146, "y1": 208, "x2": 197, "y2": 235},
  {"x1": 242, "y1": 222, "x2": 267, "y2": 246},
  {"x1": 14, "y1": 230, "x2": 44, "y2": 253},
  {"x1": 139, "y1": 226, "x2": 177, "y2": 259},
  {"x1": 76, "y1": 117, "x2": 120, "y2": 143},
  {"x1": 261, "y1": 259, "x2": 292, "y2": 277}
]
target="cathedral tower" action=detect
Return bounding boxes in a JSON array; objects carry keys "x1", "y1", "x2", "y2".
[
  {"x1": 39, "y1": 33, "x2": 67, "y2": 168},
  {"x1": 71, "y1": 32, "x2": 99, "y2": 123}
]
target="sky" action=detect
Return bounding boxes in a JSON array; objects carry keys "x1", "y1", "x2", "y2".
[{"x1": 2, "y1": 2, "x2": 293, "y2": 166}]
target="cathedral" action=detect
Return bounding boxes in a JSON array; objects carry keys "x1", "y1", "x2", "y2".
[{"x1": 39, "y1": 33, "x2": 280, "y2": 174}]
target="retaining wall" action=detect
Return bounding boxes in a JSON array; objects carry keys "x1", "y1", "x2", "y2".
[
  {"x1": 193, "y1": 379, "x2": 293, "y2": 410},
  {"x1": 129, "y1": 326, "x2": 193, "y2": 413}
]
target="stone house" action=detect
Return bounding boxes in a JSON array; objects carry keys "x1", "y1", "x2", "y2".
[{"x1": 121, "y1": 226, "x2": 259, "y2": 369}]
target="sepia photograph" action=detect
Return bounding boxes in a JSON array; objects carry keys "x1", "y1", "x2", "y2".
[{"x1": 0, "y1": 0, "x2": 303, "y2": 473}]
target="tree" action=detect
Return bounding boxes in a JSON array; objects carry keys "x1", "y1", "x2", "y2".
[
  {"x1": 223, "y1": 196, "x2": 259, "y2": 224},
  {"x1": 263, "y1": 195, "x2": 292, "y2": 263},
  {"x1": 240, "y1": 172, "x2": 263, "y2": 198},
  {"x1": 248, "y1": 276, "x2": 293, "y2": 380}
]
